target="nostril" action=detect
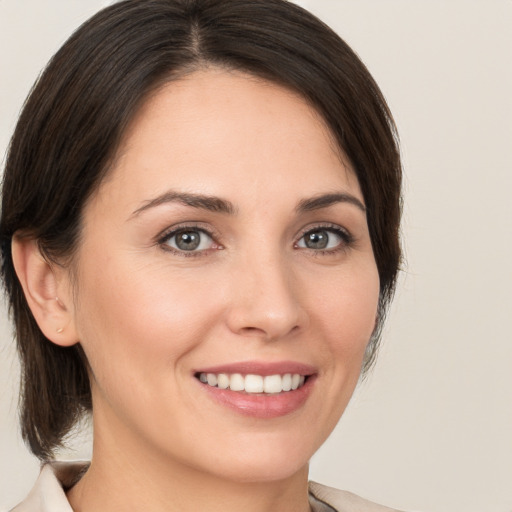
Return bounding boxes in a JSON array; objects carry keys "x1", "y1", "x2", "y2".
[
  {"x1": 240, "y1": 326, "x2": 266, "y2": 335},
  {"x1": 239, "y1": 324, "x2": 300, "y2": 341}
]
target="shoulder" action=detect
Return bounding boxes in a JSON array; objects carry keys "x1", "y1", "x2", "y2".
[
  {"x1": 309, "y1": 481, "x2": 406, "y2": 512},
  {"x1": 9, "y1": 462, "x2": 88, "y2": 512}
]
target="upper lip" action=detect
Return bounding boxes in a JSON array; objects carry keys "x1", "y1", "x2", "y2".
[{"x1": 194, "y1": 361, "x2": 316, "y2": 377}]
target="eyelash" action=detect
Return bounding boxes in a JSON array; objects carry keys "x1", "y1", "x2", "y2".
[
  {"x1": 157, "y1": 223, "x2": 221, "y2": 258},
  {"x1": 157, "y1": 222, "x2": 354, "y2": 257},
  {"x1": 295, "y1": 223, "x2": 355, "y2": 255}
]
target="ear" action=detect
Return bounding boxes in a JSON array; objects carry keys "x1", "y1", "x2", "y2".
[{"x1": 11, "y1": 235, "x2": 78, "y2": 347}]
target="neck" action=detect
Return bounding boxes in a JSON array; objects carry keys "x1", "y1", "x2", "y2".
[{"x1": 67, "y1": 422, "x2": 311, "y2": 512}]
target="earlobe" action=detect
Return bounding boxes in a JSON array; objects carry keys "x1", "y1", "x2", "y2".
[{"x1": 11, "y1": 235, "x2": 78, "y2": 347}]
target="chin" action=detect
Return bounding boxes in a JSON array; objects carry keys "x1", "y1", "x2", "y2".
[
  {"x1": 185, "y1": 431, "x2": 321, "y2": 485},
  {"x1": 208, "y1": 457, "x2": 309, "y2": 484}
]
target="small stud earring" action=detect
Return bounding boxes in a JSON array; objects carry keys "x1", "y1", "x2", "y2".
[{"x1": 56, "y1": 328, "x2": 64, "y2": 334}]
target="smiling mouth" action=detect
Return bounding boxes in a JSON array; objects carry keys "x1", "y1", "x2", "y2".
[{"x1": 195, "y1": 372, "x2": 308, "y2": 394}]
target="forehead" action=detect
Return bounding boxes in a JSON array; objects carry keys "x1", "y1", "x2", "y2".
[{"x1": 96, "y1": 68, "x2": 361, "y2": 211}]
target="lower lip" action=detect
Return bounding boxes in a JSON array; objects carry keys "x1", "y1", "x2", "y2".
[{"x1": 197, "y1": 376, "x2": 316, "y2": 419}]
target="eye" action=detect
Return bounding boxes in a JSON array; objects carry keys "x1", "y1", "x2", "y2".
[
  {"x1": 296, "y1": 226, "x2": 350, "y2": 251},
  {"x1": 163, "y1": 228, "x2": 215, "y2": 252}
]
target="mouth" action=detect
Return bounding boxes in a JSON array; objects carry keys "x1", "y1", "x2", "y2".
[
  {"x1": 193, "y1": 362, "x2": 316, "y2": 418},
  {"x1": 195, "y1": 372, "x2": 308, "y2": 394}
]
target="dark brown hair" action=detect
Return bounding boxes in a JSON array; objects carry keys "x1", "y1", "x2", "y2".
[{"x1": 0, "y1": 0, "x2": 401, "y2": 460}]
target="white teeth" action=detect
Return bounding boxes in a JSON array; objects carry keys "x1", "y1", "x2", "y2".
[
  {"x1": 282, "y1": 373, "x2": 292, "y2": 391},
  {"x1": 245, "y1": 374, "x2": 264, "y2": 393},
  {"x1": 230, "y1": 373, "x2": 245, "y2": 391},
  {"x1": 197, "y1": 372, "x2": 308, "y2": 394},
  {"x1": 263, "y1": 374, "x2": 282, "y2": 394},
  {"x1": 217, "y1": 373, "x2": 229, "y2": 389}
]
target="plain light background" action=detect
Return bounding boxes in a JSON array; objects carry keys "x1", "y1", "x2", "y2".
[{"x1": 1, "y1": 1, "x2": 511, "y2": 511}]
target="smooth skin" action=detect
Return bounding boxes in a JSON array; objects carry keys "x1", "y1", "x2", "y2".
[{"x1": 13, "y1": 68, "x2": 380, "y2": 512}]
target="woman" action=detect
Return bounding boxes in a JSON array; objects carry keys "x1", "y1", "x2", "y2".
[{"x1": 0, "y1": 1, "x2": 402, "y2": 511}]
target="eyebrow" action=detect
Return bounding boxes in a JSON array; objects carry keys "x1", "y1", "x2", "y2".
[
  {"x1": 296, "y1": 192, "x2": 366, "y2": 213},
  {"x1": 130, "y1": 190, "x2": 365, "y2": 219},
  {"x1": 131, "y1": 191, "x2": 237, "y2": 217}
]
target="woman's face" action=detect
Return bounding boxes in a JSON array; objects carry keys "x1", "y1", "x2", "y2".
[{"x1": 68, "y1": 69, "x2": 379, "y2": 483}]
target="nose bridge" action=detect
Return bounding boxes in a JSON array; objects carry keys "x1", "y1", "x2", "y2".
[{"x1": 227, "y1": 244, "x2": 305, "y2": 340}]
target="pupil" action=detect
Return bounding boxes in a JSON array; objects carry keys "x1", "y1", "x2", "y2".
[
  {"x1": 176, "y1": 231, "x2": 200, "y2": 250},
  {"x1": 306, "y1": 231, "x2": 328, "y2": 249}
]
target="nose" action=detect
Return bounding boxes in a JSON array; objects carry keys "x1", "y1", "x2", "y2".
[{"x1": 225, "y1": 253, "x2": 308, "y2": 342}]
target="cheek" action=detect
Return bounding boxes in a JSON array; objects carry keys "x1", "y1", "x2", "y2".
[
  {"x1": 307, "y1": 260, "x2": 380, "y2": 358},
  {"x1": 72, "y1": 255, "x2": 223, "y2": 384}
]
